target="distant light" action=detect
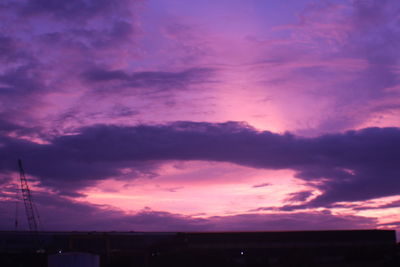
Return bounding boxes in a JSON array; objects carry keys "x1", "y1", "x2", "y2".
[
  {"x1": 240, "y1": 251, "x2": 244, "y2": 255},
  {"x1": 58, "y1": 250, "x2": 62, "y2": 254}
]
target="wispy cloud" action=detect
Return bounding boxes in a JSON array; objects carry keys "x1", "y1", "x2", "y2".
[{"x1": 252, "y1": 183, "x2": 271, "y2": 188}]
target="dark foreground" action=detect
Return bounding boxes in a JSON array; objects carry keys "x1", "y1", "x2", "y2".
[{"x1": 0, "y1": 230, "x2": 399, "y2": 267}]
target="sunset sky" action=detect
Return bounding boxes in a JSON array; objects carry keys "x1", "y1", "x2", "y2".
[{"x1": 0, "y1": 0, "x2": 399, "y2": 237}]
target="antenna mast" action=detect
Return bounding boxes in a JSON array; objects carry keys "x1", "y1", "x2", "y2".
[{"x1": 18, "y1": 159, "x2": 40, "y2": 231}]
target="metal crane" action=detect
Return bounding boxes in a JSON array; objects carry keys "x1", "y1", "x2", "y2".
[{"x1": 18, "y1": 159, "x2": 40, "y2": 231}]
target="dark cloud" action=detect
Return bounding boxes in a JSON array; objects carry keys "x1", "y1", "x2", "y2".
[
  {"x1": 0, "y1": 117, "x2": 27, "y2": 134},
  {"x1": 0, "y1": 35, "x2": 21, "y2": 62},
  {"x1": 66, "y1": 20, "x2": 135, "y2": 49},
  {"x1": 0, "y1": 63, "x2": 48, "y2": 130},
  {"x1": 109, "y1": 106, "x2": 140, "y2": 117},
  {"x1": 0, "y1": 116, "x2": 41, "y2": 140},
  {"x1": 332, "y1": 199, "x2": 400, "y2": 211},
  {"x1": 0, "y1": 122, "x2": 399, "y2": 206},
  {"x1": 350, "y1": 0, "x2": 400, "y2": 91},
  {"x1": 255, "y1": 197, "x2": 400, "y2": 213},
  {"x1": 251, "y1": 204, "x2": 309, "y2": 213},
  {"x1": 380, "y1": 221, "x2": 400, "y2": 227},
  {"x1": 0, "y1": 0, "x2": 140, "y2": 134},
  {"x1": 0, "y1": 0, "x2": 136, "y2": 62},
  {"x1": 285, "y1": 191, "x2": 313, "y2": 202},
  {"x1": 83, "y1": 69, "x2": 130, "y2": 81},
  {"x1": 19, "y1": 0, "x2": 128, "y2": 21},
  {"x1": 163, "y1": 186, "x2": 184, "y2": 193},
  {"x1": 286, "y1": 0, "x2": 400, "y2": 134},
  {"x1": 252, "y1": 182, "x2": 271, "y2": 188},
  {"x1": 82, "y1": 67, "x2": 215, "y2": 93},
  {"x1": 0, "y1": 64, "x2": 43, "y2": 96}
]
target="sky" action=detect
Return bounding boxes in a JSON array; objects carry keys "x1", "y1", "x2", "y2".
[{"x1": 0, "y1": 0, "x2": 399, "y2": 237}]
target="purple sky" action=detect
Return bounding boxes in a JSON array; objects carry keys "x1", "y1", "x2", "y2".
[{"x1": 0, "y1": 0, "x2": 399, "y2": 237}]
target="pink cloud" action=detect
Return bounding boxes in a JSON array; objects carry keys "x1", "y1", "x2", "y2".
[{"x1": 1, "y1": 0, "x2": 399, "y2": 236}]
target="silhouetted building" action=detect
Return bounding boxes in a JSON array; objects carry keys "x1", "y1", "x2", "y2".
[{"x1": 0, "y1": 230, "x2": 398, "y2": 266}]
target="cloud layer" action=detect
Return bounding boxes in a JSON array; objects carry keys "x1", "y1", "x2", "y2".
[
  {"x1": 1, "y1": 122, "x2": 399, "y2": 207},
  {"x1": 0, "y1": 191, "x2": 377, "y2": 232},
  {"x1": 0, "y1": 0, "x2": 399, "y2": 234}
]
